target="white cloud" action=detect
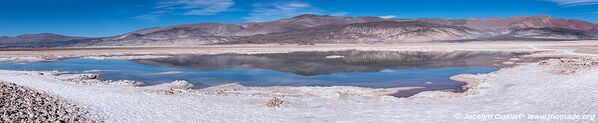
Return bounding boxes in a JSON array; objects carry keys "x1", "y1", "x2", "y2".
[
  {"x1": 379, "y1": 15, "x2": 396, "y2": 19},
  {"x1": 133, "y1": 11, "x2": 166, "y2": 22},
  {"x1": 547, "y1": 0, "x2": 598, "y2": 6},
  {"x1": 243, "y1": 1, "x2": 347, "y2": 22},
  {"x1": 135, "y1": 0, "x2": 234, "y2": 21},
  {"x1": 286, "y1": 3, "x2": 311, "y2": 8},
  {"x1": 157, "y1": 0, "x2": 234, "y2": 15}
]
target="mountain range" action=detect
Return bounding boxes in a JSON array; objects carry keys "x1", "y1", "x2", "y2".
[{"x1": 1, "y1": 14, "x2": 597, "y2": 47}]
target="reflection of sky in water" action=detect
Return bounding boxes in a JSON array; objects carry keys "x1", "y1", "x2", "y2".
[{"x1": 0, "y1": 58, "x2": 497, "y2": 89}]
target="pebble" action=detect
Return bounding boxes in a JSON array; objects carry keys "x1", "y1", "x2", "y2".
[
  {"x1": 0, "y1": 81, "x2": 99, "y2": 122},
  {"x1": 51, "y1": 70, "x2": 61, "y2": 76}
]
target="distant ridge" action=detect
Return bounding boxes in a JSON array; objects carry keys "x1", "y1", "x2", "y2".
[
  {"x1": 1, "y1": 15, "x2": 597, "y2": 47},
  {"x1": 0, "y1": 33, "x2": 87, "y2": 48}
]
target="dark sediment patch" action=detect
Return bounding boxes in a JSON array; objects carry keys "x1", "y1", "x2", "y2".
[
  {"x1": 0, "y1": 81, "x2": 99, "y2": 122},
  {"x1": 389, "y1": 86, "x2": 466, "y2": 98}
]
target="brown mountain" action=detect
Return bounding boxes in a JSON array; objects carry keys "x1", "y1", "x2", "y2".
[
  {"x1": 0, "y1": 33, "x2": 86, "y2": 48},
  {"x1": 3, "y1": 14, "x2": 597, "y2": 47},
  {"x1": 129, "y1": 14, "x2": 383, "y2": 37},
  {"x1": 84, "y1": 15, "x2": 597, "y2": 46},
  {"x1": 508, "y1": 27, "x2": 593, "y2": 40},
  {"x1": 77, "y1": 14, "x2": 385, "y2": 46},
  {"x1": 232, "y1": 21, "x2": 480, "y2": 44},
  {"x1": 416, "y1": 15, "x2": 597, "y2": 31}
]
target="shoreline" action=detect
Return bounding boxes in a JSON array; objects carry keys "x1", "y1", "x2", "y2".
[
  {"x1": 0, "y1": 42, "x2": 597, "y2": 122},
  {"x1": 2, "y1": 55, "x2": 596, "y2": 122},
  {"x1": 4, "y1": 41, "x2": 598, "y2": 62}
]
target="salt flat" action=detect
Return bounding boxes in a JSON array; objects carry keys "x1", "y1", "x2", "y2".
[{"x1": 0, "y1": 41, "x2": 597, "y2": 122}]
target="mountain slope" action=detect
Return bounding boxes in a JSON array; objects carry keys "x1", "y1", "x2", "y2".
[
  {"x1": 0, "y1": 33, "x2": 87, "y2": 48},
  {"x1": 96, "y1": 15, "x2": 597, "y2": 46},
  {"x1": 2, "y1": 15, "x2": 597, "y2": 47},
  {"x1": 234, "y1": 14, "x2": 384, "y2": 36},
  {"x1": 129, "y1": 14, "x2": 383, "y2": 37},
  {"x1": 232, "y1": 21, "x2": 480, "y2": 44},
  {"x1": 590, "y1": 28, "x2": 598, "y2": 38},
  {"x1": 416, "y1": 15, "x2": 597, "y2": 31},
  {"x1": 78, "y1": 14, "x2": 386, "y2": 46},
  {"x1": 509, "y1": 27, "x2": 592, "y2": 40}
]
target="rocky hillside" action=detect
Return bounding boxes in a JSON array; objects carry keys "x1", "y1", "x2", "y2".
[
  {"x1": 130, "y1": 14, "x2": 383, "y2": 37},
  {"x1": 233, "y1": 21, "x2": 480, "y2": 44},
  {"x1": 416, "y1": 15, "x2": 596, "y2": 31},
  {"x1": 75, "y1": 14, "x2": 384, "y2": 46},
  {"x1": 509, "y1": 27, "x2": 592, "y2": 40},
  {"x1": 2, "y1": 14, "x2": 597, "y2": 47},
  {"x1": 590, "y1": 28, "x2": 598, "y2": 38}
]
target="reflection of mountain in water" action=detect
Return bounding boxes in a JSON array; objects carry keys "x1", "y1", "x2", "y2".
[{"x1": 134, "y1": 51, "x2": 528, "y2": 76}]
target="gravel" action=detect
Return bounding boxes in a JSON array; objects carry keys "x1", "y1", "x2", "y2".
[{"x1": 0, "y1": 81, "x2": 99, "y2": 122}]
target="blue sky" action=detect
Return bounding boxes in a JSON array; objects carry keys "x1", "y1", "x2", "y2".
[{"x1": 1, "y1": 0, "x2": 597, "y2": 37}]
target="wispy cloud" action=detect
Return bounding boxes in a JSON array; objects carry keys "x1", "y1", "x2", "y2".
[
  {"x1": 243, "y1": 1, "x2": 346, "y2": 22},
  {"x1": 133, "y1": 11, "x2": 166, "y2": 22},
  {"x1": 547, "y1": 0, "x2": 598, "y2": 6},
  {"x1": 135, "y1": 0, "x2": 234, "y2": 21},
  {"x1": 379, "y1": 15, "x2": 396, "y2": 19},
  {"x1": 156, "y1": 0, "x2": 234, "y2": 15}
]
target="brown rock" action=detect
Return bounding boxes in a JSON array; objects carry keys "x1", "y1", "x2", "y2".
[{"x1": 265, "y1": 97, "x2": 288, "y2": 107}]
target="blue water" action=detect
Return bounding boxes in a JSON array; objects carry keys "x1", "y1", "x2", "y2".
[{"x1": 0, "y1": 58, "x2": 497, "y2": 89}]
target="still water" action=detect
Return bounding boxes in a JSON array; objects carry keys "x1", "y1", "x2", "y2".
[{"x1": 0, "y1": 51, "x2": 524, "y2": 92}]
